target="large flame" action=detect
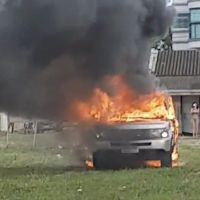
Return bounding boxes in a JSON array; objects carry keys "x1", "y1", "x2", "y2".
[
  {"x1": 73, "y1": 76, "x2": 176, "y2": 123},
  {"x1": 73, "y1": 76, "x2": 179, "y2": 168}
]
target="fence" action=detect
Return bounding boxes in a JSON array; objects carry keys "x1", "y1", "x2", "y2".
[{"x1": 0, "y1": 124, "x2": 88, "y2": 168}]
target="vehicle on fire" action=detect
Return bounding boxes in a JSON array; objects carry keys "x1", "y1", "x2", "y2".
[{"x1": 92, "y1": 120, "x2": 177, "y2": 169}]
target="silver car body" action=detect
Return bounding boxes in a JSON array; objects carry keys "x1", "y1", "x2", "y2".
[{"x1": 95, "y1": 120, "x2": 174, "y2": 154}]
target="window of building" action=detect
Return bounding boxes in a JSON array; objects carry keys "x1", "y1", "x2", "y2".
[
  {"x1": 191, "y1": 24, "x2": 200, "y2": 39},
  {"x1": 190, "y1": 9, "x2": 200, "y2": 39},
  {"x1": 173, "y1": 13, "x2": 189, "y2": 29}
]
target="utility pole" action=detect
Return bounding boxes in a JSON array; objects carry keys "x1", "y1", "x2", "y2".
[{"x1": 33, "y1": 120, "x2": 37, "y2": 148}]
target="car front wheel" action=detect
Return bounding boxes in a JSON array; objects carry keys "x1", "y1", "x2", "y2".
[{"x1": 161, "y1": 151, "x2": 172, "y2": 168}]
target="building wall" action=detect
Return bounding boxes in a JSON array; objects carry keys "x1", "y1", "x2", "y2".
[
  {"x1": 172, "y1": 96, "x2": 182, "y2": 134},
  {"x1": 9, "y1": 116, "x2": 29, "y2": 131},
  {"x1": 159, "y1": 76, "x2": 200, "y2": 90},
  {"x1": 0, "y1": 113, "x2": 8, "y2": 132},
  {"x1": 171, "y1": 0, "x2": 200, "y2": 133},
  {"x1": 0, "y1": 113, "x2": 30, "y2": 132},
  {"x1": 172, "y1": 0, "x2": 200, "y2": 50}
]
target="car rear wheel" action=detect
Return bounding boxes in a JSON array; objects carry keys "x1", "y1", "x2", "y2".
[{"x1": 161, "y1": 151, "x2": 172, "y2": 168}]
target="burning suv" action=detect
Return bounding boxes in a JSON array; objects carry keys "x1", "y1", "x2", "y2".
[{"x1": 73, "y1": 76, "x2": 179, "y2": 169}]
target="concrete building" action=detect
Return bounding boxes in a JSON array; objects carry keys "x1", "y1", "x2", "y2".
[
  {"x1": 171, "y1": 0, "x2": 200, "y2": 133},
  {"x1": 152, "y1": 50, "x2": 200, "y2": 134},
  {"x1": 0, "y1": 113, "x2": 8, "y2": 132},
  {"x1": 149, "y1": 0, "x2": 200, "y2": 134},
  {"x1": 172, "y1": 0, "x2": 200, "y2": 50}
]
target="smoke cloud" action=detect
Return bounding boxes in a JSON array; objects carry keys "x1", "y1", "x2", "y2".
[{"x1": 0, "y1": 0, "x2": 174, "y2": 119}]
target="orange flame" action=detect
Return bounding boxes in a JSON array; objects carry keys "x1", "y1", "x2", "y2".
[
  {"x1": 73, "y1": 76, "x2": 176, "y2": 123},
  {"x1": 85, "y1": 160, "x2": 94, "y2": 170},
  {"x1": 145, "y1": 160, "x2": 179, "y2": 168}
]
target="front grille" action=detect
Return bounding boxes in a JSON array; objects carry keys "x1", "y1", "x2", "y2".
[
  {"x1": 100, "y1": 128, "x2": 162, "y2": 141},
  {"x1": 110, "y1": 142, "x2": 152, "y2": 147}
]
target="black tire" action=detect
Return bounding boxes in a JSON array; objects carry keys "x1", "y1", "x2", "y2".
[
  {"x1": 93, "y1": 151, "x2": 107, "y2": 170},
  {"x1": 93, "y1": 151, "x2": 102, "y2": 170},
  {"x1": 93, "y1": 151, "x2": 116, "y2": 170},
  {"x1": 161, "y1": 151, "x2": 172, "y2": 168}
]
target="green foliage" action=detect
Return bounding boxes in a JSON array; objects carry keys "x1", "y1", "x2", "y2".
[{"x1": 0, "y1": 136, "x2": 199, "y2": 200}]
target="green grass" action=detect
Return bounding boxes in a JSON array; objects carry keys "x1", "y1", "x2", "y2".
[{"x1": 0, "y1": 134, "x2": 199, "y2": 200}]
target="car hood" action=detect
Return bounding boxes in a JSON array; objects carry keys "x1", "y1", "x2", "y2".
[{"x1": 96, "y1": 120, "x2": 170, "y2": 130}]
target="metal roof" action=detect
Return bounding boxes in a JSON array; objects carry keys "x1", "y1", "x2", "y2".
[{"x1": 155, "y1": 50, "x2": 200, "y2": 76}]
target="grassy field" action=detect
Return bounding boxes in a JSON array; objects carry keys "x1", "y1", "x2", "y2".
[{"x1": 0, "y1": 134, "x2": 199, "y2": 200}]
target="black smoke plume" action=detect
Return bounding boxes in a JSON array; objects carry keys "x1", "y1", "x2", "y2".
[{"x1": 0, "y1": 0, "x2": 174, "y2": 119}]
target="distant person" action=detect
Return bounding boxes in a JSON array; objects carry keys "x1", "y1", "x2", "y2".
[
  {"x1": 191, "y1": 102, "x2": 199, "y2": 138},
  {"x1": 8, "y1": 122, "x2": 14, "y2": 133},
  {"x1": 24, "y1": 121, "x2": 34, "y2": 134},
  {"x1": 29, "y1": 122, "x2": 34, "y2": 133},
  {"x1": 24, "y1": 122, "x2": 29, "y2": 134}
]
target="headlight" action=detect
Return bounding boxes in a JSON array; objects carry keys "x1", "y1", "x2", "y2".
[
  {"x1": 161, "y1": 131, "x2": 169, "y2": 138},
  {"x1": 96, "y1": 132, "x2": 104, "y2": 139},
  {"x1": 96, "y1": 134, "x2": 101, "y2": 139}
]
